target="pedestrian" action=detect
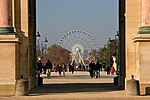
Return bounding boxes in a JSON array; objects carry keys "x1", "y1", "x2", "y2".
[
  {"x1": 106, "y1": 65, "x2": 110, "y2": 75},
  {"x1": 82, "y1": 65, "x2": 85, "y2": 71},
  {"x1": 110, "y1": 65, "x2": 115, "y2": 75},
  {"x1": 36, "y1": 60, "x2": 43, "y2": 75},
  {"x1": 95, "y1": 61, "x2": 101, "y2": 78},
  {"x1": 100, "y1": 63, "x2": 103, "y2": 71},
  {"x1": 53, "y1": 63, "x2": 58, "y2": 72},
  {"x1": 43, "y1": 64, "x2": 46, "y2": 74},
  {"x1": 71, "y1": 63, "x2": 75, "y2": 74},
  {"x1": 46, "y1": 60, "x2": 53, "y2": 78},
  {"x1": 62, "y1": 63, "x2": 66, "y2": 75},
  {"x1": 58, "y1": 64, "x2": 62, "y2": 76},
  {"x1": 89, "y1": 60, "x2": 96, "y2": 78}
]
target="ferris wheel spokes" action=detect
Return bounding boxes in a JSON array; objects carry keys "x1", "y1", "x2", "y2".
[{"x1": 59, "y1": 30, "x2": 98, "y2": 65}]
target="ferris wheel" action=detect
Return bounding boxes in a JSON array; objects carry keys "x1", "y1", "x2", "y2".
[{"x1": 59, "y1": 30, "x2": 98, "y2": 65}]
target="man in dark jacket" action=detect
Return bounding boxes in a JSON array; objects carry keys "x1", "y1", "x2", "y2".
[
  {"x1": 89, "y1": 60, "x2": 96, "y2": 78},
  {"x1": 46, "y1": 60, "x2": 53, "y2": 78},
  {"x1": 95, "y1": 61, "x2": 101, "y2": 78},
  {"x1": 36, "y1": 60, "x2": 43, "y2": 74}
]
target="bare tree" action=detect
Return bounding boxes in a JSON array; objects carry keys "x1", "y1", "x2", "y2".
[{"x1": 47, "y1": 44, "x2": 70, "y2": 65}]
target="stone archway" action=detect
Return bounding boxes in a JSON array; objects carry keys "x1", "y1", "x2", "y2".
[
  {"x1": 0, "y1": 0, "x2": 125, "y2": 95},
  {"x1": 1, "y1": 0, "x2": 150, "y2": 95}
]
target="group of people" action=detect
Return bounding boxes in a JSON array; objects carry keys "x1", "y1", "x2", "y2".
[
  {"x1": 36, "y1": 59, "x2": 69, "y2": 78},
  {"x1": 106, "y1": 63, "x2": 115, "y2": 75},
  {"x1": 54, "y1": 63, "x2": 76, "y2": 75},
  {"x1": 89, "y1": 60, "x2": 115, "y2": 78},
  {"x1": 36, "y1": 59, "x2": 53, "y2": 78},
  {"x1": 89, "y1": 60, "x2": 102, "y2": 78},
  {"x1": 36, "y1": 59, "x2": 115, "y2": 79},
  {"x1": 55, "y1": 63, "x2": 67, "y2": 76}
]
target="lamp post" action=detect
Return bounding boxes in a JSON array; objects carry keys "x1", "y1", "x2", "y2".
[
  {"x1": 36, "y1": 31, "x2": 41, "y2": 60},
  {"x1": 108, "y1": 37, "x2": 111, "y2": 68},
  {"x1": 115, "y1": 31, "x2": 119, "y2": 73},
  {"x1": 44, "y1": 37, "x2": 48, "y2": 61}
]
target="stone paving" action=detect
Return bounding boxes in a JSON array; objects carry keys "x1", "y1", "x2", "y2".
[{"x1": 1, "y1": 71, "x2": 150, "y2": 100}]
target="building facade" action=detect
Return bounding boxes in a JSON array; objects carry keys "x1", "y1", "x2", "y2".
[{"x1": 0, "y1": 0, "x2": 36, "y2": 94}]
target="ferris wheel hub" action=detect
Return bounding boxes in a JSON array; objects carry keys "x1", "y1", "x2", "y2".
[{"x1": 75, "y1": 47, "x2": 79, "y2": 51}]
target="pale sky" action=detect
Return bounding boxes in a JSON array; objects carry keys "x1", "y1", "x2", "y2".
[{"x1": 36, "y1": 0, "x2": 119, "y2": 49}]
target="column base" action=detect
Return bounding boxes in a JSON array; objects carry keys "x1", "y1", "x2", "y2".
[
  {"x1": 140, "y1": 84, "x2": 150, "y2": 95},
  {"x1": 0, "y1": 34, "x2": 19, "y2": 92}
]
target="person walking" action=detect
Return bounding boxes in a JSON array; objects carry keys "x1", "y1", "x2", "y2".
[
  {"x1": 95, "y1": 61, "x2": 101, "y2": 78},
  {"x1": 62, "y1": 63, "x2": 66, "y2": 75},
  {"x1": 58, "y1": 64, "x2": 62, "y2": 76},
  {"x1": 100, "y1": 63, "x2": 103, "y2": 71},
  {"x1": 106, "y1": 65, "x2": 110, "y2": 75},
  {"x1": 42, "y1": 64, "x2": 46, "y2": 74},
  {"x1": 71, "y1": 63, "x2": 75, "y2": 74},
  {"x1": 46, "y1": 60, "x2": 53, "y2": 78},
  {"x1": 53, "y1": 63, "x2": 58, "y2": 72},
  {"x1": 110, "y1": 65, "x2": 115, "y2": 75},
  {"x1": 89, "y1": 60, "x2": 96, "y2": 78},
  {"x1": 36, "y1": 60, "x2": 43, "y2": 75}
]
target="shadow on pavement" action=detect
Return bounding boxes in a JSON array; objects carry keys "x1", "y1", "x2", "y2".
[{"x1": 30, "y1": 83, "x2": 123, "y2": 96}]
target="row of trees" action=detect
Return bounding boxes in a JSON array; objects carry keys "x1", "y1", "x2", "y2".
[
  {"x1": 96, "y1": 38, "x2": 119, "y2": 66},
  {"x1": 40, "y1": 38, "x2": 119, "y2": 66}
]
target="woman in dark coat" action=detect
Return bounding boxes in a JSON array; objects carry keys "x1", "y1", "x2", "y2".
[
  {"x1": 89, "y1": 60, "x2": 96, "y2": 78},
  {"x1": 71, "y1": 63, "x2": 75, "y2": 74},
  {"x1": 106, "y1": 65, "x2": 110, "y2": 75},
  {"x1": 95, "y1": 61, "x2": 101, "y2": 78},
  {"x1": 36, "y1": 60, "x2": 43, "y2": 74},
  {"x1": 46, "y1": 60, "x2": 53, "y2": 78},
  {"x1": 58, "y1": 64, "x2": 62, "y2": 76}
]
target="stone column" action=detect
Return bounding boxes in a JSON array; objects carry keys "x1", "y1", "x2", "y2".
[
  {"x1": 142, "y1": 0, "x2": 150, "y2": 26},
  {"x1": 134, "y1": 0, "x2": 150, "y2": 94},
  {"x1": 0, "y1": 0, "x2": 14, "y2": 33},
  {"x1": 139, "y1": 0, "x2": 150, "y2": 33},
  {"x1": 0, "y1": 0, "x2": 19, "y2": 95}
]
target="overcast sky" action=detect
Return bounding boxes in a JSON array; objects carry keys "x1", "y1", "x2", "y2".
[{"x1": 36, "y1": 0, "x2": 118, "y2": 49}]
